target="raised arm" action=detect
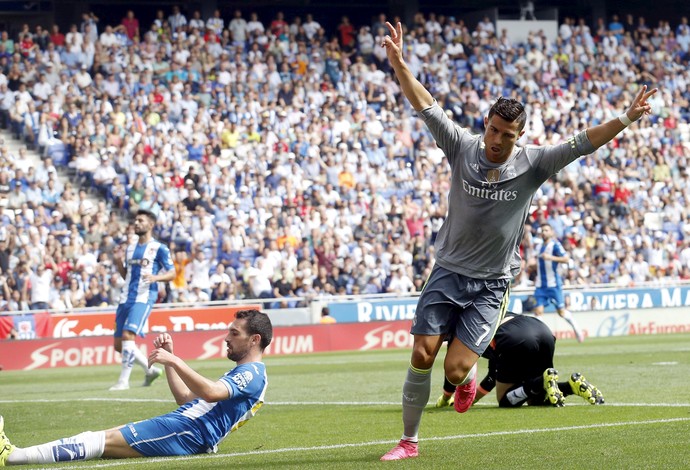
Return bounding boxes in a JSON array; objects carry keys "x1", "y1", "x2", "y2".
[
  {"x1": 148, "y1": 333, "x2": 230, "y2": 405},
  {"x1": 381, "y1": 21, "x2": 434, "y2": 112},
  {"x1": 586, "y1": 85, "x2": 657, "y2": 149}
]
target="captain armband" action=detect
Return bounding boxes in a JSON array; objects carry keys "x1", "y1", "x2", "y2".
[{"x1": 573, "y1": 130, "x2": 596, "y2": 155}]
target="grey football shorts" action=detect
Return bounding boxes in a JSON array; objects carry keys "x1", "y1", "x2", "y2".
[{"x1": 411, "y1": 264, "x2": 510, "y2": 355}]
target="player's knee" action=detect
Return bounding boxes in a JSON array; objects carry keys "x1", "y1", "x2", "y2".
[
  {"x1": 410, "y1": 347, "x2": 436, "y2": 369},
  {"x1": 443, "y1": 359, "x2": 475, "y2": 384}
]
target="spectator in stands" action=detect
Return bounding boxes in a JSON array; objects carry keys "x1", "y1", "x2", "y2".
[
  {"x1": 320, "y1": 306, "x2": 336, "y2": 324},
  {"x1": 0, "y1": 31, "x2": 13, "y2": 54},
  {"x1": 244, "y1": 259, "x2": 273, "y2": 303},
  {"x1": 84, "y1": 275, "x2": 108, "y2": 307},
  {"x1": 6, "y1": 181, "x2": 26, "y2": 209},
  {"x1": 121, "y1": 10, "x2": 140, "y2": 41},
  {"x1": 169, "y1": 249, "x2": 189, "y2": 300},
  {"x1": 24, "y1": 263, "x2": 52, "y2": 310},
  {"x1": 168, "y1": 5, "x2": 188, "y2": 35},
  {"x1": 228, "y1": 10, "x2": 248, "y2": 48},
  {"x1": 80, "y1": 12, "x2": 99, "y2": 44},
  {"x1": 187, "y1": 248, "x2": 212, "y2": 297}
]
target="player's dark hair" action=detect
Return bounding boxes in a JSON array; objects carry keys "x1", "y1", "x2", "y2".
[
  {"x1": 136, "y1": 208, "x2": 157, "y2": 222},
  {"x1": 488, "y1": 97, "x2": 527, "y2": 131},
  {"x1": 236, "y1": 309, "x2": 273, "y2": 350}
]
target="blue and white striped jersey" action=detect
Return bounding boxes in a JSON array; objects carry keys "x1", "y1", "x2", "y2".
[
  {"x1": 175, "y1": 361, "x2": 268, "y2": 452},
  {"x1": 118, "y1": 239, "x2": 174, "y2": 305},
  {"x1": 535, "y1": 239, "x2": 565, "y2": 289}
]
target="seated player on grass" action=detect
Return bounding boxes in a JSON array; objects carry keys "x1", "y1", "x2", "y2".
[
  {"x1": 0, "y1": 309, "x2": 272, "y2": 466},
  {"x1": 436, "y1": 313, "x2": 604, "y2": 408}
]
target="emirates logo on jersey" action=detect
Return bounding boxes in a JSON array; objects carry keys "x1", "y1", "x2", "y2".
[{"x1": 462, "y1": 180, "x2": 518, "y2": 201}]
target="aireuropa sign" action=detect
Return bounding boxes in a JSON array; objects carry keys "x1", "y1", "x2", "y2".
[{"x1": 510, "y1": 286, "x2": 690, "y2": 313}]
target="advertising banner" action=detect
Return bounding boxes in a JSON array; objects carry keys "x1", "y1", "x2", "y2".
[
  {"x1": 46, "y1": 305, "x2": 260, "y2": 338},
  {"x1": 0, "y1": 320, "x2": 414, "y2": 371},
  {"x1": 2, "y1": 305, "x2": 689, "y2": 370},
  {"x1": 509, "y1": 286, "x2": 690, "y2": 313},
  {"x1": 328, "y1": 298, "x2": 417, "y2": 323},
  {"x1": 327, "y1": 286, "x2": 690, "y2": 323}
]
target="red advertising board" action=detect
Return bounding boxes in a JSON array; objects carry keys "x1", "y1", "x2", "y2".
[
  {"x1": 0, "y1": 305, "x2": 260, "y2": 340},
  {"x1": 0, "y1": 320, "x2": 414, "y2": 371}
]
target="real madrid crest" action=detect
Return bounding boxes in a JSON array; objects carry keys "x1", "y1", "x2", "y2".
[{"x1": 486, "y1": 169, "x2": 500, "y2": 183}]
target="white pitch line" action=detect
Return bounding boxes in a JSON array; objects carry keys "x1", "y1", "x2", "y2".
[
  {"x1": 1, "y1": 398, "x2": 690, "y2": 407},
  {"x1": 31, "y1": 416, "x2": 690, "y2": 470}
]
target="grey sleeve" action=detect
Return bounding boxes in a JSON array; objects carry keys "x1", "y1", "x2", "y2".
[
  {"x1": 418, "y1": 102, "x2": 468, "y2": 164},
  {"x1": 528, "y1": 130, "x2": 596, "y2": 177}
]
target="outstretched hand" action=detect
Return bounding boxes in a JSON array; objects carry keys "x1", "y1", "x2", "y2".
[
  {"x1": 625, "y1": 85, "x2": 658, "y2": 122},
  {"x1": 381, "y1": 21, "x2": 404, "y2": 63}
]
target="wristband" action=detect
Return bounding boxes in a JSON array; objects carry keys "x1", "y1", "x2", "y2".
[{"x1": 618, "y1": 113, "x2": 633, "y2": 127}]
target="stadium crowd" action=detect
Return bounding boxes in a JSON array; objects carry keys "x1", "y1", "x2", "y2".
[{"x1": 0, "y1": 7, "x2": 689, "y2": 312}]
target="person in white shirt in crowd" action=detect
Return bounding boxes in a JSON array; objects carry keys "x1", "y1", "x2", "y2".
[
  {"x1": 387, "y1": 267, "x2": 414, "y2": 294},
  {"x1": 188, "y1": 10, "x2": 204, "y2": 31},
  {"x1": 187, "y1": 248, "x2": 212, "y2": 297},
  {"x1": 246, "y1": 12, "x2": 265, "y2": 37},
  {"x1": 24, "y1": 263, "x2": 53, "y2": 311},
  {"x1": 210, "y1": 263, "x2": 232, "y2": 291},
  {"x1": 303, "y1": 13, "x2": 321, "y2": 40},
  {"x1": 206, "y1": 9, "x2": 224, "y2": 36},
  {"x1": 168, "y1": 6, "x2": 188, "y2": 35},
  {"x1": 65, "y1": 23, "x2": 83, "y2": 53},
  {"x1": 229, "y1": 10, "x2": 248, "y2": 48},
  {"x1": 31, "y1": 73, "x2": 52, "y2": 103}
]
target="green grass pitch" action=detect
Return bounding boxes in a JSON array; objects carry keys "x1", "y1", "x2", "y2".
[{"x1": 1, "y1": 333, "x2": 689, "y2": 469}]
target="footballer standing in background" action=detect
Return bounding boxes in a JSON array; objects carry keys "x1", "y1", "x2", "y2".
[
  {"x1": 533, "y1": 223, "x2": 584, "y2": 342},
  {"x1": 109, "y1": 208, "x2": 175, "y2": 391}
]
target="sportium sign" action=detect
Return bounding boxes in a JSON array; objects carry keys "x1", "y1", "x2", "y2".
[{"x1": 0, "y1": 320, "x2": 415, "y2": 370}]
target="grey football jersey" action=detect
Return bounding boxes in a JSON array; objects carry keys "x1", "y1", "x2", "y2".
[{"x1": 419, "y1": 102, "x2": 595, "y2": 280}]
